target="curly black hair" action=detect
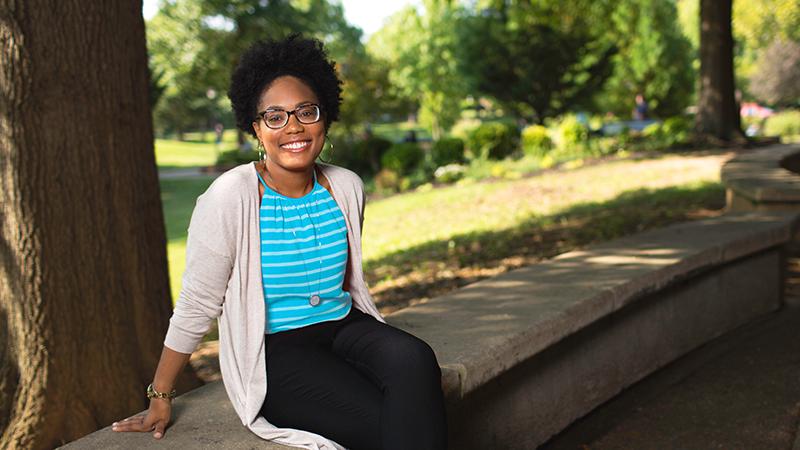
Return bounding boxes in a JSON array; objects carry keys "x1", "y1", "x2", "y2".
[{"x1": 228, "y1": 34, "x2": 343, "y2": 138}]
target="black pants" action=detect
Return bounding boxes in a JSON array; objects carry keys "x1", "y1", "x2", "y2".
[{"x1": 260, "y1": 306, "x2": 447, "y2": 450}]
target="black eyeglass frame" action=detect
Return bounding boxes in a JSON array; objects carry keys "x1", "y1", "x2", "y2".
[{"x1": 256, "y1": 103, "x2": 323, "y2": 130}]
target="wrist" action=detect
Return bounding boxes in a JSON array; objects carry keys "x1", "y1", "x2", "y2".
[
  {"x1": 152, "y1": 381, "x2": 174, "y2": 393},
  {"x1": 146, "y1": 383, "x2": 176, "y2": 400}
]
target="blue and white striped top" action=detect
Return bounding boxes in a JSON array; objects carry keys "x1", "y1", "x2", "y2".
[{"x1": 257, "y1": 169, "x2": 352, "y2": 334}]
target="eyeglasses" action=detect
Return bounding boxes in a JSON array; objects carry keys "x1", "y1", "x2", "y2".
[{"x1": 257, "y1": 104, "x2": 322, "y2": 129}]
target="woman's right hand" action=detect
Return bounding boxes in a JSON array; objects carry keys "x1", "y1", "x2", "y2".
[{"x1": 111, "y1": 398, "x2": 172, "y2": 439}]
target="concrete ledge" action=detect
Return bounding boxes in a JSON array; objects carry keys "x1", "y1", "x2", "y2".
[
  {"x1": 388, "y1": 211, "x2": 797, "y2": 402},
  {"x1": 65, "y1": 212, "x2": 799, "y2": 449},
  {"x1": 62, "y1": 382, "x2": 292, "y2": 449},
  {"x1": 447, "y1": 246, "x2": 783, "y2": 448},
  {"x1": 722, "y1": 144, "x2": 800, "y2": 210}
]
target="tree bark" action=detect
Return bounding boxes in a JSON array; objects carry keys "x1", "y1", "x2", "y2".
[
  {"x1": 696, "y1": 0, "x2": 744, "y2": 142},
  {"x1": 0, "y1": 1, "x2": 200, "y2": 448}
]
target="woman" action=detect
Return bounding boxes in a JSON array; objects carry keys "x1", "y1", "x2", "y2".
[{"x1": 112, "y1": 35, "x2": 447, "y2": 449}]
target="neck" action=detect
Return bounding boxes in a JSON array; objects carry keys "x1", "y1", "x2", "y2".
[{"x1": 262, "y1": 160, "x2": 314, "y2": 198}]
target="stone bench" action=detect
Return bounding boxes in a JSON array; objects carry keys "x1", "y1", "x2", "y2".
[
  {"x1": 64, "y1": 211, "x2": 798, "y2": 449},
  {"x1": 722, "y1": 143, "x2": 800, "y2": 212}
]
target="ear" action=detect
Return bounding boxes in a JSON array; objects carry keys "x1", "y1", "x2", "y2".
[{"x1": 252, "y1": 120, "x2": 260, "y2": 136}]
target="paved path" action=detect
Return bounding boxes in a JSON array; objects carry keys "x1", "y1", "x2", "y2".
[
  {"x1": 157, "y1": 167, "x2": 213, "y2": 180},
  {"x1": 542, "y1": 257, "x2": 800, "y2": 450}
]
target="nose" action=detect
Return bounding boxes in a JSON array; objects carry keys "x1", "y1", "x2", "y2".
[{"x1": 285, "y1": 113, "x2": 305, "y2": 133}]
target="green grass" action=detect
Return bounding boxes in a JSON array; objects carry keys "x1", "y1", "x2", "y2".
[
  {"x1": 160, "y1": 151, "x2": 729, "y2": 310},
  {"x1": 155, "y1": 130, "x2": 243, "y2": 169},
  {"x1": 160, "y1": 176, "x2": 216, "y2": 302},
  {"x1": 362, "y1": 152, "x2": 723, "y2": 261}
]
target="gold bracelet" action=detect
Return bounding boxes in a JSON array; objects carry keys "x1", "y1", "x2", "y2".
[{"x1": 146, "y1": 383, "x2": 176, "y2": 400}]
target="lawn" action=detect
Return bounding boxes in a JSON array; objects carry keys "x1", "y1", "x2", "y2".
[
  {"x1": 160, "y1": 176, "x2": 216, "y2": 302},
  {"x1": 159, "y1": 150, "x2": 731, "y2": 310},
  {"x1": 155, "y1": 130, "x2": 240, "y2": 169}
]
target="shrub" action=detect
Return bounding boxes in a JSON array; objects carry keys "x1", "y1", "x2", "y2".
[
  {"x1": 466, "y1": 122, "x2": 520, "y2": 160},
  {"x1": 554, "y1": 114, "x2": 589, "y2": 150},
  {"x1": 431, "y1": 138, "x2": 465, "y2": 167},
  {"x1": 381, "y1": 142, "x2": 424, "y2": 176},
  {"x1": 216, "y1": 149, "x2": 256, "y2": 167},
  {"x1": 374, "y1": 169, "x2": 400, "y2": 193},
  {"x1": 450, "y1": 118, "x2": 481, "y2": 142},
  {"x1": 434, "y1": 163, "x2": 467, "y2": 183},
  {"x1": 764, "y1": 110, "x2": 800, "y2": 138},
  {"x1": 352, "y1": 136, "x2": 393, "y2": 176},
  {"x1": 521, "y1": 125, "x2": 553, "y2": 157},
  {"x1": 661, "y1": 116, "x2": 692, "y2": 144},
  {"x1": 640, "y1": 116, "x2": 692, "y2": 150},
  {"x1": 322, "y1": 134, "x2": 392, "y2": 177}
]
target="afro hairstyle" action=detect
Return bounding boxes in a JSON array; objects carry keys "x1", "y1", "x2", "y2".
[{"x1": 228, "y1": 34, "x2": 343, "y2": 138}]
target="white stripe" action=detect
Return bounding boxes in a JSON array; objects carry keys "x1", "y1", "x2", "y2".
[
  {"x1": 261, "y1": 196, "x2": 334, "y2": 211},
  {"x1": 261, "y1": 249, "x2": 347, "y2": 268},
  {"x1": 261, "y1": 216, "x2": 344, "y2": 232},
  {"x1": 259, "y1": 205, "x2": 339, "y2": 222},
  {"x1": 261, "y1": 238, "x2": 346, "y2": 256},
  {"x1": 262, "y1": 260, "x2": 347, "y2": 278},
  {"x1": 265, "y1": 284, "x2": 339, "y2": 299},
  {"x1": 269, "y1": 300, "x2": 350, "y2": 324},
  {"x1": 261, "y1": 226, "x2": 346, "y2": 245},
  {"x1": 266, "y1": 269, "x2": 345, "y2": 288}
]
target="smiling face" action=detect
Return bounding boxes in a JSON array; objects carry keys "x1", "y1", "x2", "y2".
[{"x1": 252, "y1": 75, "x2": 326, "y2": 174}]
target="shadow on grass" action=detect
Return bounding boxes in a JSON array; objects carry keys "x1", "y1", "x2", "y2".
[{"x1": 365, "y1": 181, "x2": 726, "y2": 313}]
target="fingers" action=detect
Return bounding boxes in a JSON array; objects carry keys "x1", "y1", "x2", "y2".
[
  {"x1": 111, "y1": 414, "x2": 169, "y2": 439},
  {"x1": 153, "y1": 420, "x2": 166, "y2": 439},
  {"x1": 111, "y1": 415, "x2": 148, "y2": 432}
]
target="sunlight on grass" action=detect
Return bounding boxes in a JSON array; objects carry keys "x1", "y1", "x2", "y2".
[
  {"x1": 155, "y1": 130, "x2": 240, "y2": 169},
  {"x1": 361, "y1": 153, "x2": 727, "y2": 262},
  {"x1": 155, "y1": 139, "x2": 223, "y2": 168}
]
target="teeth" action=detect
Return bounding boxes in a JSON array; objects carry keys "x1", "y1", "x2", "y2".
[{"x1": 281, "y1": 141, "x2": 308, "y2": 149}]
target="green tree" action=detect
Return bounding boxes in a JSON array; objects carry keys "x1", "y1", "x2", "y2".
[
  {"x1": 458, "y1": 0, "x2": 617, "y2": 123},
  {"x1": 749, "y1": 39, "x2": 800, "y2": 107},
  {"x1": 733, "y1": 0, "x2": 800, "y2": 94},
  {"x1": 147, "y1": 0, "x2": 228, "y2": 138},
  {"x1": 597, "y1": 0, "x2": 695, "y2": 118},
  {"x1": 368, "y1": 1, "x2": 468, "y2": 138}
]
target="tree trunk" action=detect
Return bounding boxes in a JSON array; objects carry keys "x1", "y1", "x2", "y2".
[
  {"x1": 696, "y1": 0, "x2": 744, "y2": 142},
  {"x1": 0, "y1": 2, "x2": 201, "y2": 449}
]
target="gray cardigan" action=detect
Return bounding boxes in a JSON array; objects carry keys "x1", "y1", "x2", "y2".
[{"x1": 164, "y1": 162, "x2": 385, "y2": 450}]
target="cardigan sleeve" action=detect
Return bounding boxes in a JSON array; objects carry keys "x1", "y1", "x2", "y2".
[
  {"x1": 164, "y1": 177, "x2": 238, "y2": 354},
  {"x1": 355, "y1": 173, "x2": 367, "y2": 229}
]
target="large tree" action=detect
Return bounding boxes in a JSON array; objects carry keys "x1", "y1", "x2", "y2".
[
  {"x1": 696, "y1": 0, "x2": 744, "y2": 142},
  {"x1": 0, "y1": 2, "x2": 200, "y2": 448},
  {"x1": 458, "y1": 0, "x2": 617, "y2": 124},
  {"x1": 368, "y1": 0, "x2": 469, "y2": 138},
  {"x1": 597, "y1": 0, "x2": 695, "y2": 118}
]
